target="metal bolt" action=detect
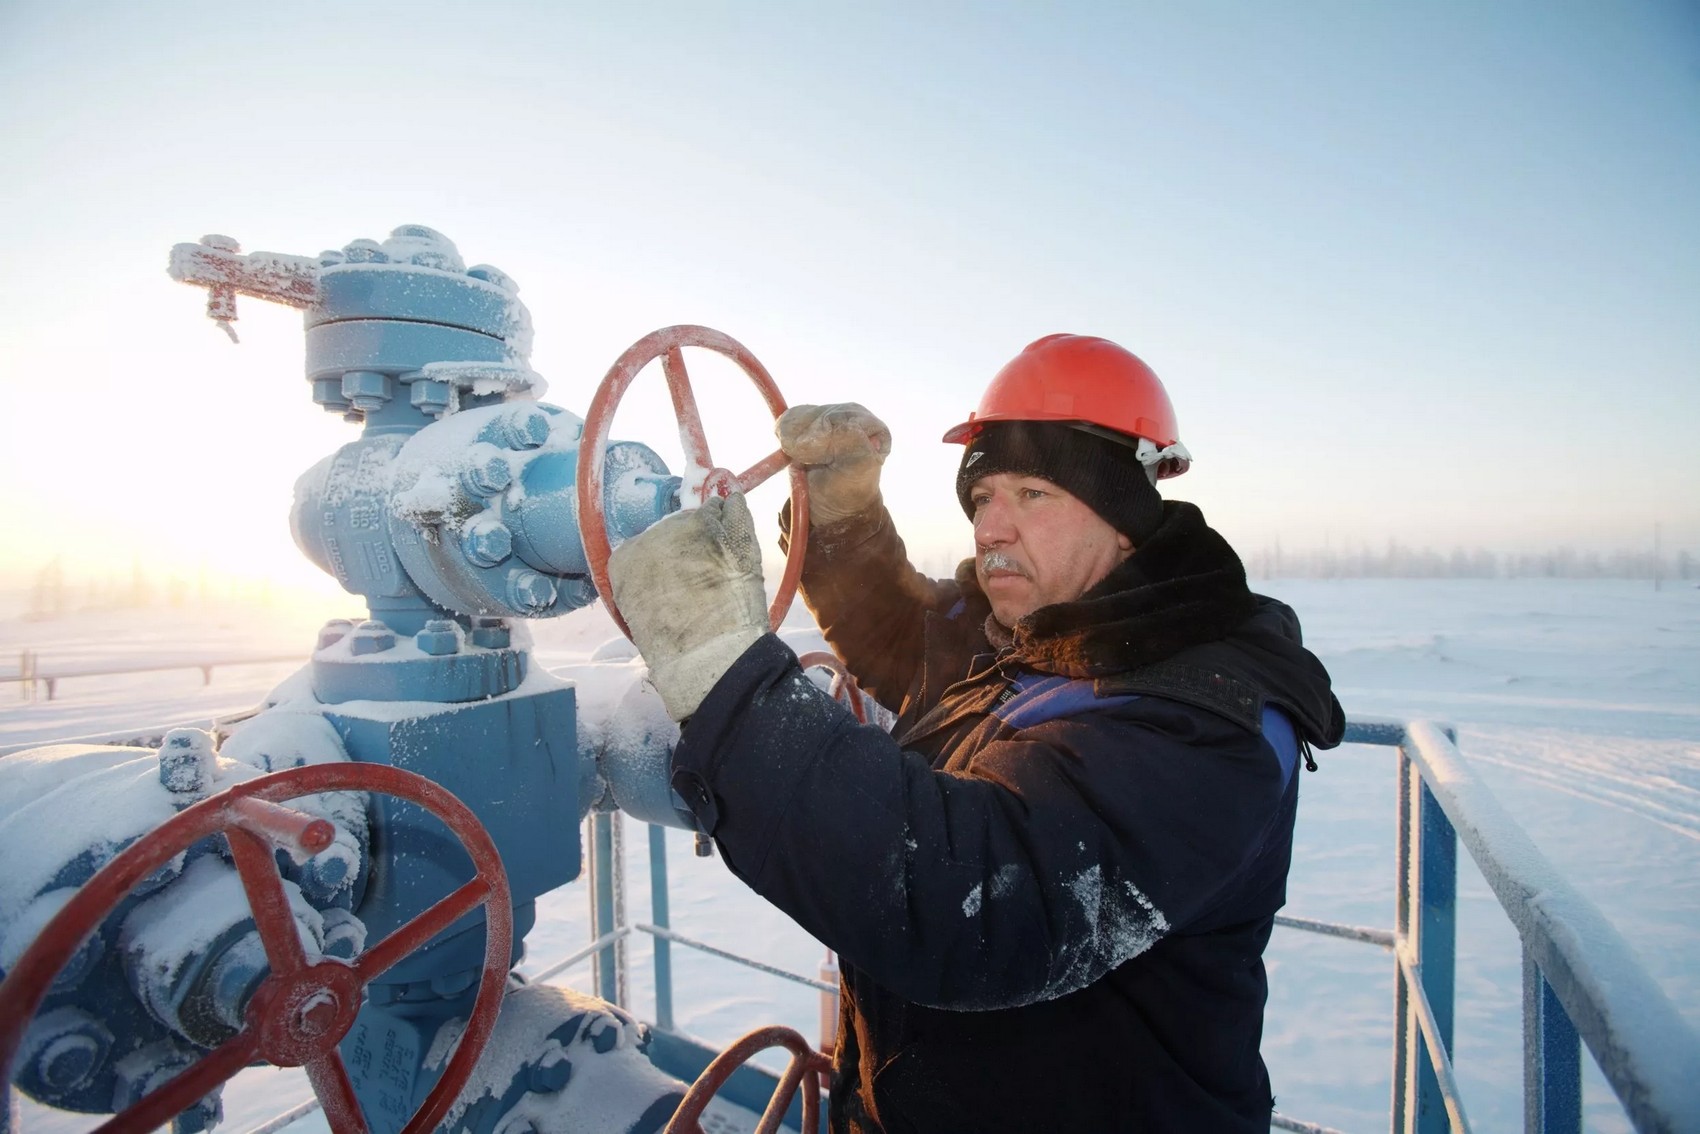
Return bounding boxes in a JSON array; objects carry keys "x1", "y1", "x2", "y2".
[
  {"x1": 466, "y1": 263, "x2": 518, "y2": 293},
  {"x1": 341, "y1": 370, "x2": 390, "y2": 413},
  {"x1": 320, "y1": 909, "x2": 365, "y2": 961},
  {"x1": 527, "y1": 1055, "x2": 573, "y2": 1093},
  {"x1": 317, "y1": 619, "x2": 355, "y2": 650},
  {"x1": 200, "y1": 234, "x2": 240, "y2": 252},
  {"x1": 301, "y1": 845, "x2": 350, "y2": 895},
  {"x1": 37, "y1": 1031, "x2": 104, "y2": 1092},
  {"x1": 508, "y1": 570, "x2": 557, "y2": 614},
  {"x1": 470, "y1": 617, "x2": 510, "y2": 650},
  {"x1": 312, "y1": 379, "x2": 351, "y2": 413},
  {"x1": 461, "y1": 451, "x2": 513, "y2": 497},
  {"x1": 407, "y1": 248, "x2": 455, "y2": 270},
  {"x1": 348, "y1": 621, "x2": 396, "y2": 655},
  {"x1": 410, "y1": 379, "x2": 452, "y2": 416},
  {"x1": 493, "y1": 407, "x2": 550, "y2": 450},
  {"x1": 298, "y1": 994, "x2": 339, "y2": 1037},
  {"x1": 415, "y1": 619, "x2": 461, "y2": 657},
  {"x1": 158, "y1": 729, "x2": 215, "y2": 796},
  {"x1": 462, "y1": 516, "x2": 513, "y2": 568},
  {"x1": 341, "y1": 238, "x2": 388, "y2": 264},
  {"x1": 385, "y1": 225, "x2": 464, "y2": 272}
]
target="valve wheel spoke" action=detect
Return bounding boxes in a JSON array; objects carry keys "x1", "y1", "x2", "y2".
[
  {"x1": 733, "y1": 449, "x2": 791, "y2": 495},
  {"x1": 352, "y1": 876, "x2": 491, "y2": 983},
  {"x1": 93, "y1": 1029, "x2": 260, "y2": 1134},
  {"x1": 579, "y1": 324, "x2": 811, "y2": 639},
  {"x1": 226, "y1": 825, "x2": 310, "y2": 978},
  {"x1": 0, "y1": 763, "x2": 511, "y2": 1134},
  {"x1": 663, "y1": 346, "x2": 715, "y2": 474},
  {"x1": 665, "y1": 1024, "x2": 829, "y2": 1134},
  {"x1": 306, "y1": 1051, "x2": 369, "y2": 1134}
]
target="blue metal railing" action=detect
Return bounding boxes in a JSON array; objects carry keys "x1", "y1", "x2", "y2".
[
  {"x1": 576, "y1": 718, "x2": 1700, "y2": 1134},
  {"x1": 1343, "y1": 716, "x2": 1700, "y2": 1134}
]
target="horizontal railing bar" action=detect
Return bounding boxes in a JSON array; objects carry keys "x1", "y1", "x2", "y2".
[
  {"x1": 239, "y1": 1097, "x2": 322, "y2": 1134},
  {"x1": 526, "y1": 927, "x2": 632, "y2": 986},
  {"x1": 1272, "y1": 1112, "x2": 1354, "y2": 1134},
  {"x1": 0, "y1": 707, "x2": 265, "y2": 758},
  {"x1": 1274, "y1": 913, "x2": 1395, "y2": 949},
  {"x1": 1341, "y1": 716, "x2": 1410, "y2": 746},
  {"x1": 637, "y1": 923, "x2": 839, "y2": 994},
  {"x1": 1397, "y1": 948, "x2": 1474, "y2": 1134},
  {"x1": 0, "y1": 654, "x2": 301, "y2": 683},
  {"x1": 1404, "y1": 721, "x2": 1700, "y2": 1132}
]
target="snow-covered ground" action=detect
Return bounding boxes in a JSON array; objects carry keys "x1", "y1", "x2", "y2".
[{"x1": 3, "y1": 578, "x2": 1696, "y2": 1133}]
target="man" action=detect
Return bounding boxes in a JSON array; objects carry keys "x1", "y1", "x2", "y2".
[{"x1": 609, "y1": 334, "x2": 1345, "y2": 1132}]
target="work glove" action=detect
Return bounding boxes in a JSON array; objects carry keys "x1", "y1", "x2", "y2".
[
  {"x1": 775, "y1": 403, "x2": 891, "y2": 528},
  {"x1": 608, "y1": 492, "x2": 769, "y2": 722}
]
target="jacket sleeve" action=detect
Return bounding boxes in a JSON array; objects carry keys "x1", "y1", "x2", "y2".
[
  {"x1": 781, "y1": 502, "x2": 968, "y2": 714},
  {"x1": 672, "y1": 635, "x2": 1295, "y2": 1012}
]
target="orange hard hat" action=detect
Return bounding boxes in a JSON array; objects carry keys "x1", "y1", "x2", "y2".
[{"x1": 941, "y1": 334, "x2": 1190, "y2": 478}]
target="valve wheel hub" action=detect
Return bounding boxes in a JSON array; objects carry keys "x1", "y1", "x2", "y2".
[{"x1": 255, "y1": 960, "x2": 365, "y2": 1067}]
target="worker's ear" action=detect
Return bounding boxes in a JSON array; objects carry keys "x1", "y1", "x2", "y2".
[{"x1": 1117, "y1": 532, "x2": 1134, "y2": 553}]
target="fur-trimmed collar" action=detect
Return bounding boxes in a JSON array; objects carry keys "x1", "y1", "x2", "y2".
[{"x1": 955, "y1": 501, "x2": 1258, "y2": 678}]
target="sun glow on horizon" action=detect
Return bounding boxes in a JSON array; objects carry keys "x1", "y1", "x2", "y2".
[{"x1": 3, "y1": 3, "x2": 1696, "y2": 596}]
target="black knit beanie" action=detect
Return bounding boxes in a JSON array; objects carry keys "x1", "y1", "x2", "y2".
[{"x1": 955, "y1": 421, "x2": 1164, "y2": 545}]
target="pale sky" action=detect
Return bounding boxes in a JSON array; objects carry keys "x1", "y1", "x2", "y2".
[{"x1": 2, "y1": 1, "x2": 1696, "y2": 601}]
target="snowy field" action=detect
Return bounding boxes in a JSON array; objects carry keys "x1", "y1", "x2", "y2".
[{"x1": 3, "y1": 578, "x2": 1697, "y2": 1133}]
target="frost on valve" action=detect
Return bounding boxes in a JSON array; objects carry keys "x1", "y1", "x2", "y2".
[{"x1": 0, "y1": 225, "x2": 759, "y2": 1134}]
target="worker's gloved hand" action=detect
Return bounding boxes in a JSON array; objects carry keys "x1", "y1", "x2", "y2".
[
  {"x1": 609, "y1": 492, "x2": 768, "y2": 722},
  {"x1": 775, "y1": 403, "x2": 891, "y2": 528}
]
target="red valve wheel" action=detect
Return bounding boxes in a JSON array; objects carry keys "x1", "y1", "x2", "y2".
[
  {"x1": 578, "y1": 324, "x2": 810, "y2": 640},
  {"x1": 664, "y1": 1024, "x2": 832, "y2": 1134},
  {"x1": 0, "y1": 763, "x2": 512, "y2": 1134},
  {"x1": 796, "y1": 652, "x2": 869, "y2": 724}
]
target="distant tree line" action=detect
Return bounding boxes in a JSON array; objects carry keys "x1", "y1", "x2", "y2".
[
  {"x1": 1247, "y1": 541, "x2": 1697, "y2": 581},
  {"x1": 21, "y1": 558, "x2": 278, "y2": 620}
]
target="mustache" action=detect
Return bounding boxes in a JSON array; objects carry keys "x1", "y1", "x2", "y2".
[{"x1": 978, "y1": 550, "x2": 1030, "y2": 578}]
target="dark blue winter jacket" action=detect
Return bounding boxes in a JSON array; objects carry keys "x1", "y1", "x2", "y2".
[{"x1": 670, "y1": 500, "x2": 1344, "y2": 1132}]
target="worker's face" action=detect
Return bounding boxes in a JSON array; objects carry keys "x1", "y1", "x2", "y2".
[{"x1": 968, "y1": 472, "x2": 1134, "y2": 626}]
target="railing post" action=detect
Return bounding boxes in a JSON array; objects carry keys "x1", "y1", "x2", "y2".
[
  {"x1": 1522, "y1": 953, "x2": 1581, "y2": 1134},
  {"x1": 1416, "y1": 778, "x2": 1458, "y2": 1132},
  {"x1": 1395, "y1": 742, "x2": 1459, "y2": 1134},
  {"x1": 589, "y1": 811, "x2": 626, "y2": 1006},
  {"x1": 649, "y1": 823, "x2": 675, "y2": 1032},
  {"x1": 1394, "y1": 746, "x2": 1416, "y2": 1133}
]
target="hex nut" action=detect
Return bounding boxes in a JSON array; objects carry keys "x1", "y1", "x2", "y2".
[
  {"x1": 508, "y1": 570, "x2": 557, "y2": 614},
  {"x1": 470, "y1": 617, "x2": 510, "y2": 650},
  {"x1": 416, "y1": 619, "x2": 461, "y2": 656},
  {"x1": 462, "y1": 453, "x2": 513, "y2": 497},
  {"x1": 527, "y1": 1055, "x2": 573, "y2": 1094},
  {"x1": 158, "y1": 729, "x2": 215, "y2": 796},
  {"x1": 462, "y1": 516, "x2": 514, "y2": 568},
  {"x1": 348, "y1": 622, "x2": 397, "y2": 655}
]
